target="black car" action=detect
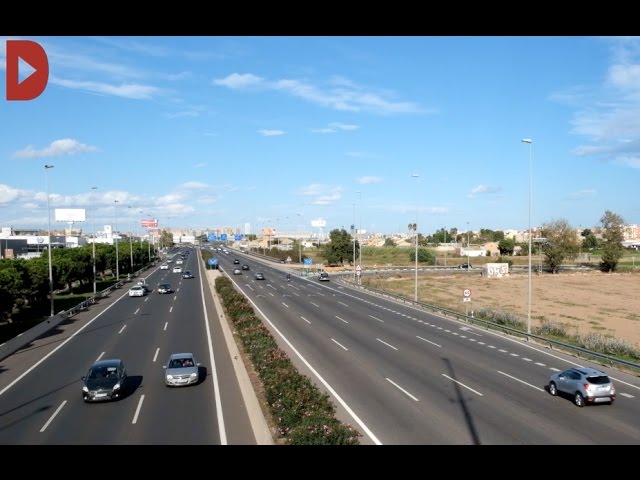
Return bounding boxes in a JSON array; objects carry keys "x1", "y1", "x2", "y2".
[
  {"x1": 318, "y1": 272, "x2": 330, "y2": 281},
  {"x1": 233, "y1": 259, "x2": 240, "y2": 264},
  {"x1": 82, "y1": 359, "x2": 127, "y2": 402},
  {"x1": 158, "y1": 283, "x2": 172, "y2": 294},
  {"x1": 242, "y1": 264, "x2": 250, "y2": 270},
  {"x1": 458, "y1": 263, "x2": 473, "y2": 270},
  {"x1": 255, "y1": 272, "x2": 265, "y2": 280}
]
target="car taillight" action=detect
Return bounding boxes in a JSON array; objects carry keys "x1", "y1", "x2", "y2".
[{"x1": 583, "y1": 383, "x2": 593, "y2": 392}]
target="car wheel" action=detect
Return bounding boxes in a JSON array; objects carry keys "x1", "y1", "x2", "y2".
[
  {"x1": 574, "y1": 392, "x2": 585, "y2": 407},
  {"x1": 548, "y1": 382, "x2": 558, "y2": 396}
]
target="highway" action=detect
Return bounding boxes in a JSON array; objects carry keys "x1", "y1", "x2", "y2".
[
  {"x1": 0, "y1": 248, "x2": 258, "y2": 444},
  {"x1": 217, "y1": 249, "x2": 640, "y2": 445}
]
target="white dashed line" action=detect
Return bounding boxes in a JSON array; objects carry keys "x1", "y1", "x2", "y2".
[
  {"x1": 310, "y1": 302, "x2": 320, "y2": 308},
  {"x1": 522, "y1": 358, "x2": 533, "y2": 362},
  {"x1": 132, "y1": 395, "x2": 145, "y2": 424},
  {"x1": 477, "y1": 342, "x2": 485, "y2": 345},
  {"x1": 497, "y1": 371, "x2": 545, "y2": 392},
  {"x1": 335, "y1": 316, "x2": 349, "y2": 324},
  {"x1": 386, "y1": 378, "x2": 419, "y2": 401},
  {"x1": 442, "y1": 374, "x2": 483, "y2": 396},
  {"x1": 416, "y1": 336, "x2": 441, "y2": 348},
  {"x1": 268, "y1": 292, "x2": 274, "y2": 297},
  {"x1": 173, "y1": 295, "x2": 177, "y2": 301},
  {"x1": 620, "y1": 392, "x2": 635, "y2": 398},
  {"x1": 510, "y1": 353, "x2": 519, "y2": 357},
  {"x1": 338, "y1": 301, "x2": 349, "y2": 307},
  {"x1": 96, "y1": 352, "x2": 105, "y2": 362},
  {"x1": 488, "y1": 345, "x2": 496, "y2": 349},
  {"x1": 169, "y1": 306, "x2": 173, "y2": 313},
  {"x1": 444, "y1": 329, "x2": 451, "y2": 333},
  {"x1": 369, "y1": 315, "x2": 384, "y2": 323},
  {"x1": 118, "y1": 325, "x2": 126, "y2": 334},
  {"x1": 376, "y1": 338, "x2": 399, "y2": 351},
  {"x1": 40, "y1": 400, "x2": 67, "y2": 432},
  {"x1": 153, "y1": 348, "x2": 160, "y2": 362},
  {"x1": 282, "y1": 302, "x2": 289, "y2": 308},
  {"x1": 134, "y1": 308, "x2": 140, "y2": 315},
  {"x1": 469, "y1": 338, "x2": 476, "y2": 342},
  {"x1": 550, "y1": 367, "x2": 561, "y2": 372},
  {"x1": 331, "y1": 339, "x2": 349, "y2": 351},
  {"x1": 535, "y1": 362, "x2": 546, "y2": 367},
  {"x1": 164, "y1": 322, "x2": 168, "y2": 331},
  {"x1": 498, "y1": 349, "x2": 508, "y2": 353},
  {"x1": 300, "y1": 316, "x2": 311, "y2": 325}
]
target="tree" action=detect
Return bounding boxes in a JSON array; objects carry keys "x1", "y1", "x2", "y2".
[
  {"x1": 599, "y1": 210, "x2": 625, "y2": 272},
  {"x1": 540, "y1": 218, "x2": 580, "y2": 273},
  {"x1": 498, "y1": 238, "x2": 515, "y2": 255},
  {"x1": 409, "y1": 248, "x2": 434, "y2": 264},
  {"x1": 383, "y1": 238, "x2": 396, "y2": 247},
  {"x1": 322, "y1": 228, "x2": 357, "y2": 266}
]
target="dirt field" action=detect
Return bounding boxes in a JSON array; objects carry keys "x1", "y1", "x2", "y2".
[{"x1": 361, "y1": 270, "x2": 640, "y2": 348}]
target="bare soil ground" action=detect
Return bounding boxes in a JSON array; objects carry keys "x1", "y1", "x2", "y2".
[{"x1": 362, "y1": 270, "x2": 640, "y2": 348}]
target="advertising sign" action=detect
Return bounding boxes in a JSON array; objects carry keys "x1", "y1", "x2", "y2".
[
  {"x1": 54, "y1": 208, "x2": 86, "y2": 222},
  {"x1": 141, "y1": 219, "x2": 158, "y2": 228}
]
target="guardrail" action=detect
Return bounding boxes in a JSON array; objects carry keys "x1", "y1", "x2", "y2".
[
  {"x1": 340, "y1": 278, "x2": 640, "y2": 375},
  {"x1": 0, "y1": 263, "x2": 155, "y2": 363}
]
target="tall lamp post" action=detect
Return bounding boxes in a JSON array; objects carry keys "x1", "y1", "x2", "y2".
[
  {"x1": 128, "y1": 206, "x2": 134, "y2": 273},
  {"x1": 352, "y1": 202, "x2": 356, "y2": 281},
  {"x1": 356, "y1": 190, "x2": 362, "y2": 270},
  {"x1": 45, "y1": 164, "x2": 55, "y2": 317},
  {"x1": 522, "y1": 138, "x2": 533, "y2": 337},
  {"x1": 91, "y1": 186, "x2": 98, "y2": 295},
  {"x1": 114, "y1": 200, "x2": 120, "y2": 281},
  {"x1": 411, "y1": 173, "x2": 420, "y2": 301},
  {"x1": 443, "y1": 227, "x2": 447, "y2": 267},
  {"x1": 466, "y1": 221, "x2": 470, "y2": 268}
]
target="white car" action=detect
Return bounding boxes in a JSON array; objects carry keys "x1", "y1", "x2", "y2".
[
  {"x1": 173, "y1": 266, "x2": 183, "y2": 273},
  {"x1": 160, "y1": 264, "x2": 169, "y2": 270},
  {"x1": 128, "y1": 285, "x2": 145, "y2": 297}
]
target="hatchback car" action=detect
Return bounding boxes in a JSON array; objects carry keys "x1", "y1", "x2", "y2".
[
  {"x1": 548, "y1": 367, "x2": 615, "y2": 407},
  {"x1": 242, "y1": 264, "x2": 250, "y2": 270},
  {"x1": 182, "y1": 271, "x2": 194, "y2": 279},
  {"x1": 255, "y1": 272, "x2": 265, "y2": 280},
  {"x1": 163, "y1": 353, "x2": 200, "y2": 387},
  {"x1": 172, "y1": 266, "x2": 183, "y2": 273},
  {"x1": 158, "y1": 283, "x2": 172, "y2": 294},
  {"x1": 233, "y1": 268, "x2": 242, "y2": 275},
  {"x1": 128, "y1": 285, "x2": 145, "y2": 297},
  {"x1": 160, "y1": 264, "x2": 169, "y2": 270},
  {"x1": 82, "y1": 359, "x2": 127, "y2": 402},
  {"x1": 233, "y1": 259, "x2": 240, "y2": 264},
  {"x1": 318, "y1": 272, "x2": 330, "y2": 281}
]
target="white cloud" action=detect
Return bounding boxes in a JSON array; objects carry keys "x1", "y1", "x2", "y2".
[
  {"x1": 214, "y1": 72, "x2": 424, "y2": 114},
  {"x1": 50, "y1": 76, "x2": 161, "y2": 99},
  {"x1": 213, "y1": 73, "x2": 264, "y2": 89},
  {"x1": 13, "y1": 139, "x2": 97, "y2": 159},
  {"x1": 194, "y1": 162, "x2": 207, "y2": 168},
  {"x1": 258, "y1": 129, "x2": 285, "y2": 136},
  {"x1": 565, "y1": 189, "x2": 597, "y2": 200},
  {"x1": 356, "y1": 176, "x2": 382, "y2": 184},
  {"x1": 167, "y1": 71, "x2": 193, "y2": 81},
  {"x1": 312, "y1": 122, "x2": 360, "y2": 133},
  {"x1": 165, "y1": 109, "x2": 201, "y2": 119},
  {"x1": 0, "y1": 184, "x2": 21, "y2": 203},
  {"x1": 470, "y1": 185, "x2": 501, "y2": 196},
  {"x1": 311, "y1": 128, "x2": 335, "y2": 134},
  {"x1": 346, "y1": 151, "x2": 377, "y2": 159},
  {"x1": 180, "y1": 181, "x2": 209, "y2": 190},
  {"x1": 298, "y1": 183, "x2": 343, "y2": 205}
]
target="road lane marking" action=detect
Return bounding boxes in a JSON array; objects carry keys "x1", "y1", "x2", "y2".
[
  {"x1": 144, "y1": 297, "x2": 149, "y2": 302},
  {"x1": 444, "y1": 329, "x2": 451, "y2": 333},
  {"x1": 498, "y1": 349, "x2": 507, "y2": 353},
  {"x1": 368, "y1": 315, "x2": 383, "y2": 323},
  {"x1": 300, "y1": 316, "x2": 311, "y2": 325},
  {"x1": 40, "y1": 400, "x2": 67, "y2": 432},
  {"x1": 169, "y1": 306, "x2": 173, "y2": 313},
  {"x1": 132, "y1": 395, "x2": 145, "y2": 424},
  {"x1": 96, "y1": 352, "x2": 105, "y2": 362},
  {"x1": 535, "y1": 362, "x2": 546, "y2": 367},
  {"x1": 268, "y1": 292, "x2": 275, "y2": 297},
  {"x1": 416, "y1": 336, "x2": 441, "y2": 348},
  {"x1": 477, "y1": 342, "x2": 485, "y2": 345},
  {"x1": 247, "y1": 285, "x2": 254, "y2": 292},
  {"x1": 510, "y1": 353, "x2": 519, "y2": 357},
  {"x1": 550, "y1": 367, "x2": 561, "y2": 372},
  {"x1": 331, "y1": 339, "x2": 349, "y2": 351},
  {"x1": 620, "y1": 392, "x2": 635, "y2": 398},
  {"x1": 338, "y1": 301, "x2": 349, "y2": 307},
  {"x1": 118, "y1": 325, "x2": 127, "y2": 334},
  {"x1": 310, "y1": 302, "x2": 320, "y2": 308},
  {"x1": 293, "y1": 292, "x2": 300, "y2": 296},
  {"x1": 153, "y1": 348, "x2": 160, "y2": 362},
  {"x1": 335, "y1": 316, "x2": 349, "y2": 324},
  {"x1": 282, "y1": 303, "x2": 289, "y2": 308},
  {"x1": 376, "y1": 338, "x2": 398, "y2": 351},
  {"x1": 488, "y1": 345, "x2": 496, "y2": 349},
  {"x1": 442, "y1": 374, "x2": 483, "y2": 396},
  {"x1": 163, "y1": 322, "x2": 168, "y2": 331},
  {"x1": 134, "y1": 308, "x2": 140, "y2": 315},
  {"x1": 497, "y1": 371, "x2": 545, "y2": 392},
  {"x1": 522, "y1": 358, "x2": 533, "y2": 362},
  {"x1": 173, "y1": 295, "x2": 177, "y2": 301},
  {"x1": 386, "y1": 378, "x2": 418, "y2": 401}
]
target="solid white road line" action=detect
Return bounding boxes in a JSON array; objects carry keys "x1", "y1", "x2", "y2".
[
  {"x1": 442, "y1": 374, "x2": 483, "y2": 396},
  {"x1": 335, "y1": 316, "x2": 349, "y2": 324},
  {"x1": 497, "y1": 370, "x2": 545, "y2": 392},
  {"x1": 153, "y1": 348, "x2": 160, "y2": 362},
  {"x1": 376, "y1": 338, "x2": 398, "y2": 351},
  {"x1": 40, "y1": 400, "x2": 67, "y2": 432},
  {"x1": 331, "y1": 338, "x2": 349, "y2": 351},
  {"x1": 386, "y1": 378, "x2": 419, "y2": 401},
  {"x1": 131, "y1": 395, "x2": 145, "y2": 424},
  {"x1": 416, "y1": 336, "x2": 441, "y2": 348}
]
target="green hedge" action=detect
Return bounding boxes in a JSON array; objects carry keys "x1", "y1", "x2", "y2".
[{"x1": 215, "y1": 276, "x2": 361, "y2": 445}]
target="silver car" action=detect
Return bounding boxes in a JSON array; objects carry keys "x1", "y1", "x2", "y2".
[
  {"x1": 548, "y1": 367, "x2": 615, "y2": 407},
  {"x1": 163, "y1": 353, "x2": 200, "y2": 387}
]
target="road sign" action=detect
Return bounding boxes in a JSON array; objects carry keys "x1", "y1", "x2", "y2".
[
  {"x1": 463, "y1": 288, "x2": 471, "y2": 297},
  {"x1": 463, "y1": 297, "x2": 471, "y2": 302},
  {"x1": 356, "y1": 265, "x2": 361, "y2": 271}
]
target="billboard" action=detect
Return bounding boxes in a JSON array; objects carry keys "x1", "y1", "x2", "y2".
[
  {"x1": 311, "y1": 218, "x2": 326, "y2": 228},
  {"x1": 54, "y1": 208, "x2": 86, "y2": 222},
  {"x1": 261, "y1": 228, "x2": 275, "y2": 236},
  {"x1": 141, "y1": 219, "x2": 158, "y2": 228}
]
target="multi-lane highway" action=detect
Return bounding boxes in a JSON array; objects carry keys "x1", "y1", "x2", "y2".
[
  {"x1": 216, "y1": 249, "x2": 640, "y2": 445},
  {"x1": 0, "y1": 248, "x2": 259, "y2": 444}
]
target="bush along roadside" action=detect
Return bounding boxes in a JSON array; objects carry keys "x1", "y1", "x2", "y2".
[{"x1": 214, "y1": 276, "x2": 361, "y2": 445}]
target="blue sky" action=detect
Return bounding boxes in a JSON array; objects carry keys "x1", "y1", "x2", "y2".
[{"x1": 1, "y1": 36, "x2": 639, "y2": 237}]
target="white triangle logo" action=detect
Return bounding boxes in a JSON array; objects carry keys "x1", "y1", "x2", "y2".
[{"x1": 18, "y1": 56, "x2": 37, "y2": 84}]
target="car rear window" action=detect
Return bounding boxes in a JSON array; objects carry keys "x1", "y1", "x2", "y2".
[{"x1": 587, "y1": 375, "x2": 610, "y2": 385}]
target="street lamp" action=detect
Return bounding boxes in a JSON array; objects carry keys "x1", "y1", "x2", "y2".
[
  {"x1": 128, "y1": 206, "x2": 134, "y2": 272},
  {"x1": 467, "y1": 221, "x2": 470, "y2": 268},
  {"x1": 411, "y1": 173, "x2": 420, "y2": 302},
  {"x1": 352, "y1": 202, "x2": 356, "y2": 281},
  {"x1": 522, "y1": 138, "x2": 533, "y2": 337},
  {"x1": 443, "y1": 226, "x2": 447, "y2": 267},
  {"x1": 356, "y1": 190, "x2": 362, "y2": 271},
  {"x1": 114, "y1": 200, "x2": 120, "y2": 281},
  {"x1": 45, "y1": 164, "x2": 55, "y2": 317},
  {"x1": 91, "y1": 186, "x2": 98, "y2": 295}
]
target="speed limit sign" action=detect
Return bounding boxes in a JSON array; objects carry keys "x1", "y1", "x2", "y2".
[{"x1": 463, "y1": 288, "x2": 471, "y2": 298}]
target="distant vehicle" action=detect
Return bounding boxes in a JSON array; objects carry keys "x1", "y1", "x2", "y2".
[
  {"x1": 458, "y1": 263, "x2": 473, "y2": 270},
  {"x1": 136, "y1": 279, "x2": 149, "y2": 293},
  {"x1": 255, "y1": 272, "x2": 265, "y2": 280},
  {"x1": 173, "y1": 266, "x2": 183, "y2": 273},
  {"x1": 163, "y1": 353, "x2": 200, "y2": 387},
  {"x1": 82, "y1": 359, "x2": 127, "y2": 402},
  {"x1": 548, "y1": 367, "x2": 615, "y2": 407},
  {"x1": 182, "y1": 271, "x2": 194, "y2": 279},
  {"x1": 242, "y1": 264, "x2": 250, "y2": 270},
  {"x1": 233, "y1": 259, "x2": 240, "y2": 264},
  {"x1": 160, "y1": 264, "x2": 169, "y2": 270},
  {"x1": 158, "y1": 283, "x2": 172, "y2": 294},
  {"x1": 318, "y1": 272, "x2": 330, "y2": 281},
  {"x1": 175, "y1": 259, "x2": 183, "y2": 265},
  {"x1": 129, "y1": 285, "x2": 145, "y2": 297},
  {"x1": 233, "y1": 268, "x2": 242, "y2": 275}
]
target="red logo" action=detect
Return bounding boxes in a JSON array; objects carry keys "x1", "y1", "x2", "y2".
[{"x1": 6, "y1": 40, "x2": 49, "y2": 101}]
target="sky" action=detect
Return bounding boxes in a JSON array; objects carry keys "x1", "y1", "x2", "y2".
[{"x1": 1, "y1": 36, "x2": 639, "y2": 237}]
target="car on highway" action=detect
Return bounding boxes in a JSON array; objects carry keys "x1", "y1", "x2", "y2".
[
  {"x1": 160, "y1": 264, "x2": 169, "y2": 270},
  {"x1": 158, "y1": 283, "x2": 172, "y2": 294},
  {"x1": 318, "y1": 272, "x2": 330, "y2": 281},
  {"x1": 182, "y1": 270, "x2": 194, "y2": 279},
  {"x1": 128, "y1": 285, "x2": 145, "y2": 297},
  {"x1": 163, "y1": 353, "x2": 200, "y2": 387},
  {"x1": 242, "y1": 264, "x2": 250, "y2": 270},
  {"x1": 233, "y1": 259, "x2": 240, "y2": 264},
  {"x1": 172, "y1": 266, "x2": 183, "y2": 273},
  {"x1": 458, "y1": 263, "x2": 473, "y2": 269},
  {"x1": 82, "y1": 359, "x2": 128, "y2": 402},
  {"x1": 233, "y1": 268, "x2": 242, "y2": 275},
  {"x1": 548, "y1": 367, "x2": 616, "y2": 407},
  {"x1": 255, "y1": 272, "x2": 265, "y2": 280}
]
